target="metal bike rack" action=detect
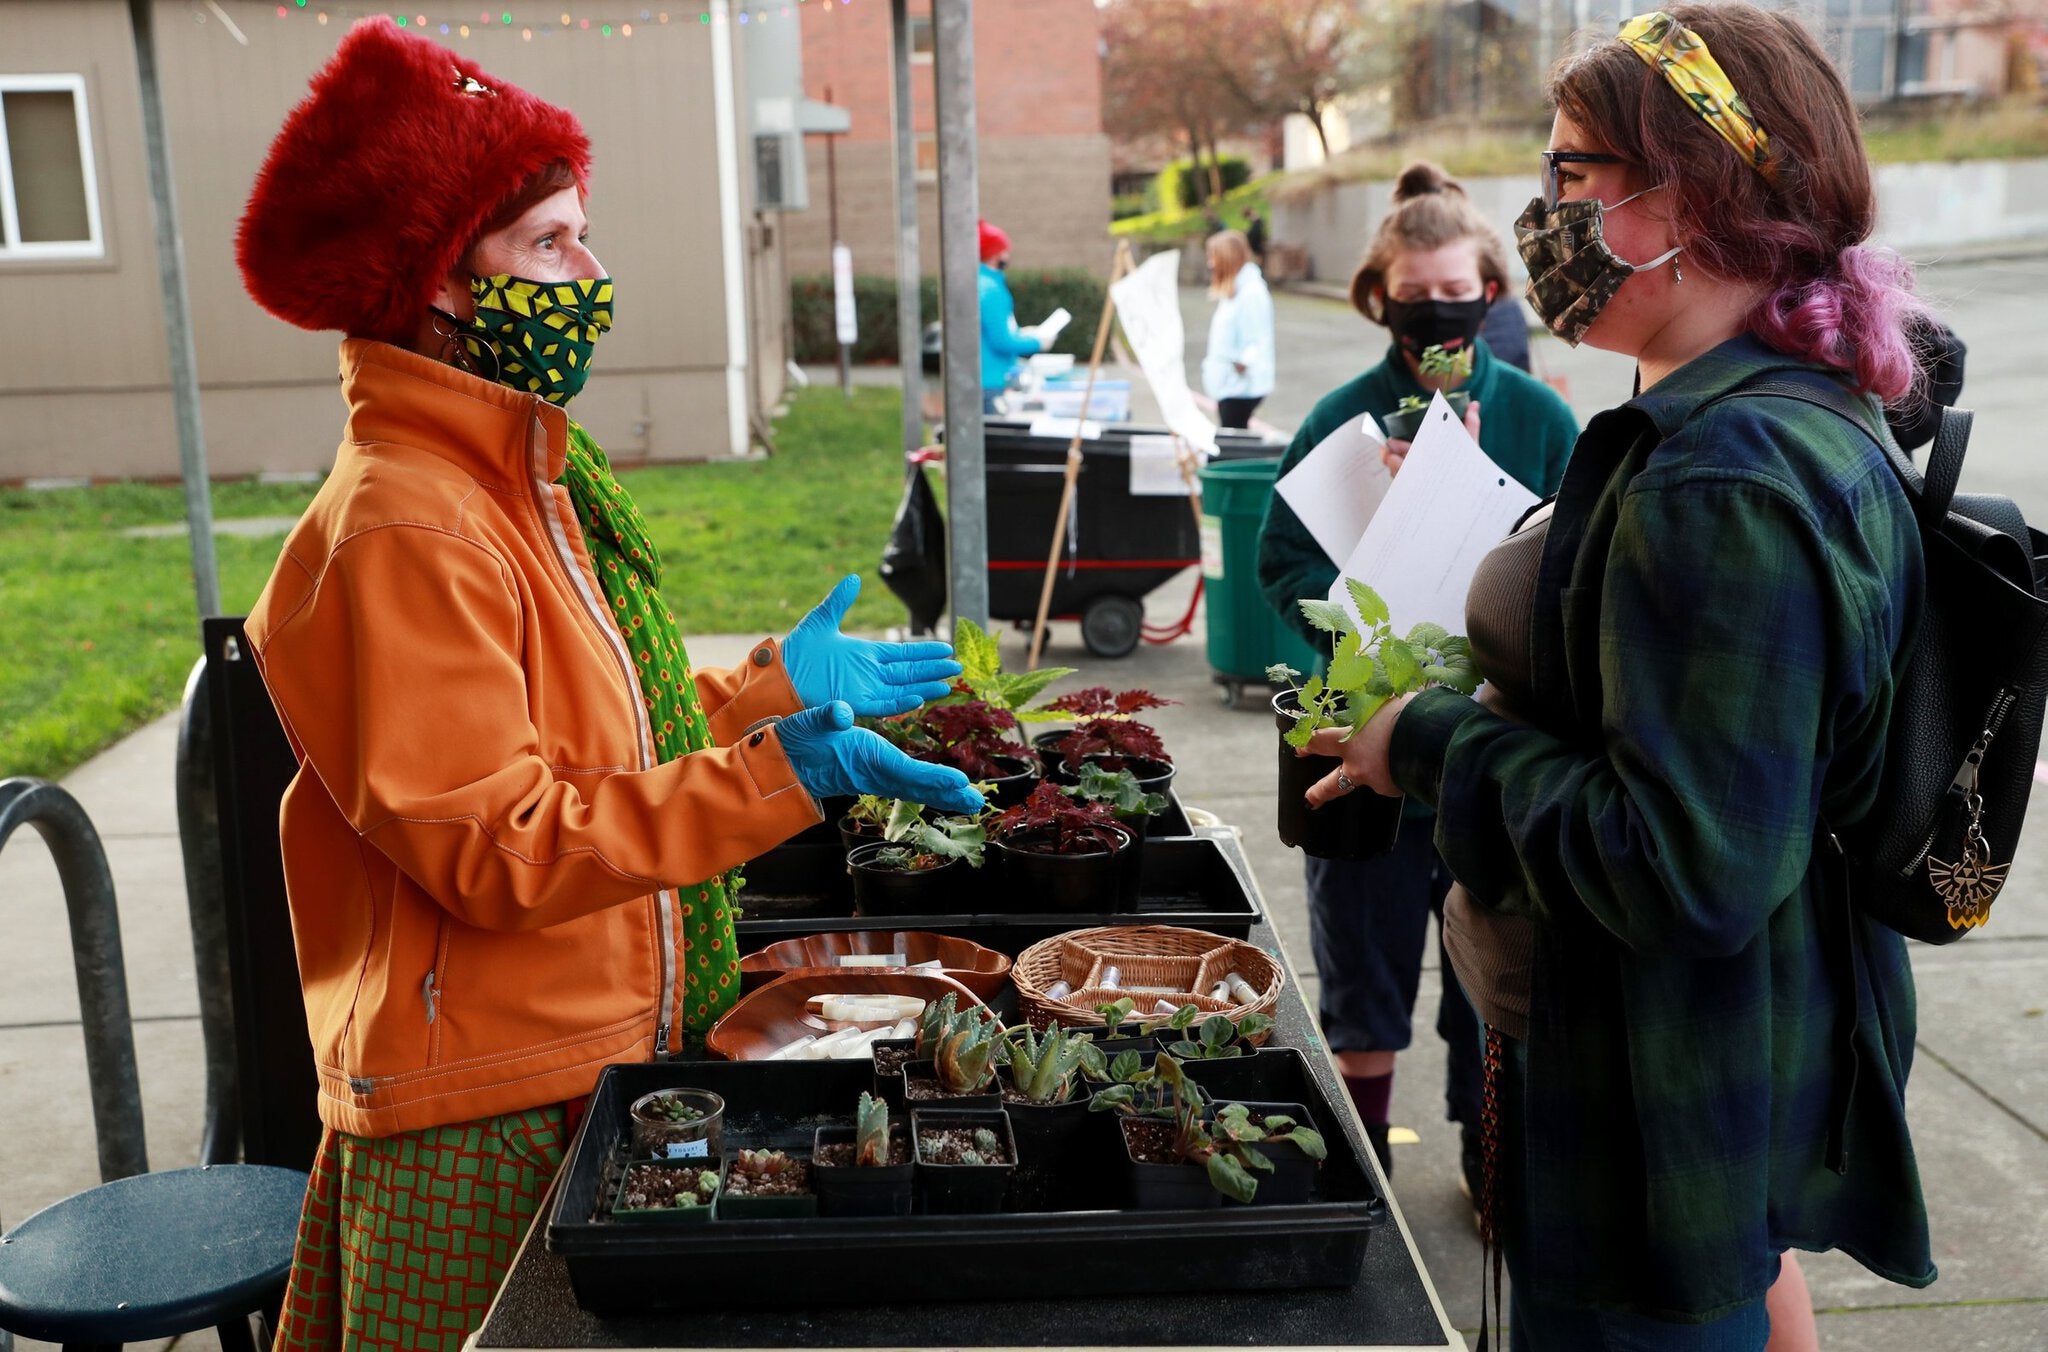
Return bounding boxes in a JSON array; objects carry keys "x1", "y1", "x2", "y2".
[
  {"x1": 0, "y1": 778, "x2": 149, "y2": 1198},
  {"x1": 176, "y1": 656, "x2": 241, "y2": 1167}
]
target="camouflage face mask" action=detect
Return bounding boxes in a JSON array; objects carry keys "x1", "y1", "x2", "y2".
[{"x1": 1513, "y1": 190, "x2": 1681, "y2": 347}]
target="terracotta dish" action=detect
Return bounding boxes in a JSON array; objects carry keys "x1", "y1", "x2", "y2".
[
  {"x1": 739, "y1": 930, "x2": 1013, "y2": 1001},
  {"x1": 706, "y1": 971, "x2": 987, "y2": 1061}
]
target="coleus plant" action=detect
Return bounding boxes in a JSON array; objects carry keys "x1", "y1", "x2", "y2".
[
  {"x1": 911, "y1": 698, "x2": 1033, "y2": 780},
  {"x1": 1046, "y1": 686, "x2": 1177, "y2": 765},
  {"x1": 991, "y1": 779, "x2": 1124, "y2": 856},
  {"x1": 1270, "y1": 578, "x2": 1480, "y2": 750}
]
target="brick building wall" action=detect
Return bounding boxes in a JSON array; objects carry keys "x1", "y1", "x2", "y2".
[{"x1": 781, "y1": 0, "x2": 1113, "y2": 285}]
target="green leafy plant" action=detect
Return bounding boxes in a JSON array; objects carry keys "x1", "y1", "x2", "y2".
[
  {"x1": 843, "y1": 794, "x2": 921, "y2": 835},
  {"x1": 1269, "y1": 579, "x2": 1480, "y2": 751},
  {"x1": 915, "y1": 992, "x2": 961, "y2": 1059},
  {"x1": 1089, "y1": 1053, "x2": 1327, "y2": 1203},
  {"x1": 940, "y1": 616, "x2": 1076, "y2": 723},
  {"x1": 642, "y1": 1094, "x2": 707, "y2": 1124},
  {"x1": 1417, "y1": 342, "x2": 1474, "y2": 383},
  {"x1": 1077, "y1": 1041, "x2": 1150, "y2": 1084},
  {"x1": 916, "y1": 993, "x2": 1003, "y2": 1095},
  {"x1": 855, "y1": 1091, "x2": 891, "y2": 1167},
  {"x1": 1153, "y1": 1007, "x2": 1277, "y2": 1060},
  {"x1": 1001, "y1": 1022, "x2": 1090, "y2": 1104},
  {"x1": 870, "y1": 811, "x2": 989, "y2": 872},
  {"x1": 1065, "y1": 762, "x2": 1167, "y2": 823}
]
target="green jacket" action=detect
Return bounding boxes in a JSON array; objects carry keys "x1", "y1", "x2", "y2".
[
  {"x1": 1256, "y1": 338, "x2": 1579, "y2": 652},
  {"x1": 1390, "y1": 335, "x2": 1934, "y2": 1318}
]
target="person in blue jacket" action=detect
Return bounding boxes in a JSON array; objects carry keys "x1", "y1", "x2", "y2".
[
  {"x1": 1200, "y1": 228, "x2": 1276, "y2": 428},
  {"x1": 977, "y1": 218, "x2": 1043, "y2": 414}
]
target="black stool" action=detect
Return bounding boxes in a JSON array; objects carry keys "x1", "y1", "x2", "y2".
[{"x1": 0, "y1": 1163, "x2": 306, "y2": 1351}]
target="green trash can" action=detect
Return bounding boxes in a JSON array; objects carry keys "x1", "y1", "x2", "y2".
[{"x1": 1198, "y1": 458, "x2": 1326, "y2": 708}]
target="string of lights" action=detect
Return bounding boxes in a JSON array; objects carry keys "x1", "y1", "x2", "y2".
[{"x1": 257, "y1": 0, "x2": 856, "y2": 39}]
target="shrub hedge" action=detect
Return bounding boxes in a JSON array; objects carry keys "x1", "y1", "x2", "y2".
[
  {"x1": 1155, "y1": 154, "x2": 1251, "y2": 210},
  {"x1": 788, "y1": 269, "x2": 1107, "y2": 366}
]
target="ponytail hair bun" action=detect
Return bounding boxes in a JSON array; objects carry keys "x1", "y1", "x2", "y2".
[{"x1": 1392, "y1": 161, "x2": 1462, "y2": 204}]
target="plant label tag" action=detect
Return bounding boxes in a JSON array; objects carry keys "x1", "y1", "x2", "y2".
[{"x1": 659, "y1": 1140, "x2": 709, "y2": 1160}]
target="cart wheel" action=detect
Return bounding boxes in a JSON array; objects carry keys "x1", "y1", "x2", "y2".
[{"x1": 1080, "y1": 594, "x2": 1144, "y2": 658}]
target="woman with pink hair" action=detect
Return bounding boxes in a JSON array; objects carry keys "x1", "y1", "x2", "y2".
[{"x1": 1304, "y1": 6, "x2": 1939, "y2": 1347}]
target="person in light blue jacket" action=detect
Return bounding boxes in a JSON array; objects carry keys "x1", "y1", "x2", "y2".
[
  {"x1": 1200, "y1": 229, "x2": 1276, "y2": 428},
  {"x1": 977, "y1": 218, "x2": 1041, "y2": 414}
]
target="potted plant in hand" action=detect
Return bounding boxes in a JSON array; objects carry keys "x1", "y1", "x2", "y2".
[
  {"x1": 846, "y1": 807, "x2": 989, "y2": 917},
  {"x1": 1378, "y1": 342, "x2": 1474, "y2": 442},
  {"x1": 812, "y1": 1092, "x2": 915, "y2": 1217},
  {"x1": 1271, "y1": 578, "x2": 1479, "y2": 861},
  {"x1": 989, "y1": 780, "x2": 1133, "y2": 914},
  {"x1": 1045, "y1": 686, "x2": 1177, "y2": 795}
]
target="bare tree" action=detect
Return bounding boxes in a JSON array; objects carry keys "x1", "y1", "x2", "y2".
[
  {"x1": 1101, "y1": 0, "x2": 1254, "y2": 204},
  {"x1": 1204, "y1": 0, "x2": 1376, "y2": 160}
]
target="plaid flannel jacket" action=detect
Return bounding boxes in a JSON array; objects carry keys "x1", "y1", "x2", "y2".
[{"x1": 1390, "y1": 335, "x2": 1937, "y2": 1319}]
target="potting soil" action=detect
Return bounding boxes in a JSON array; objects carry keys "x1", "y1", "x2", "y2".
[
  {"x1": 814, "y1": 1138, "x2": 913, "y2": 1167},
  {"x1": 918, "y1": 1127, "x2": 1014, "y2": 1166},
  {"x1": 725, "y1": 1157, "x2": 812, "y2": 1197},
  {"x1": 617, "y1": 1164, "x2": 717, "y2": 1210}
]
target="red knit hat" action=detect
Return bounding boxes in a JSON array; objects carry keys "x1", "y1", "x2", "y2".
[
  {"x1": 237, "y1": 17, "x2": 591, "y2": 343},
  {"x1": 978, "y1": 219, "x2": 1011, "y2": 263}
]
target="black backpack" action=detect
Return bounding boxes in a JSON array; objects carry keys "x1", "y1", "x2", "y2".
[{"x1": 1734, "y1": 374, "x2": 2048, "y2": 943}]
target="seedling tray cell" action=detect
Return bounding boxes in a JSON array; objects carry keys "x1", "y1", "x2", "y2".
[
  {"x1": 545, "y1": 1051, "x2": 1382, "y2": 1313},
  {"x1": 736, "y1": 833, "x2": 1262, "y2": 948}
]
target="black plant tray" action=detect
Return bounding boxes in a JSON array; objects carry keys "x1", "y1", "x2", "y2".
[
  {"x1": 735, "y1": 832, "x2": 1260, "y2": 948},
  {"x1": 545, "y1": 1050, "x2": 1383, "y2": 1313}
]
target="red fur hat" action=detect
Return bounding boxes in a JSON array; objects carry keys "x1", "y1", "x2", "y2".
[{"x1": 237, "y1": 17, "x2": 591, "y2": 343}]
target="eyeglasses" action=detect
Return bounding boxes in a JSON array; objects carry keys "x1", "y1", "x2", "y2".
[{"x1": 1541, "y1": 151, "x2": 1626, "y2": 210}]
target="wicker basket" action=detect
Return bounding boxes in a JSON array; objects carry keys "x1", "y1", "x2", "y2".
[{"x1": 1011, "y1": 925, "x2": 1283, "y2": 1043}]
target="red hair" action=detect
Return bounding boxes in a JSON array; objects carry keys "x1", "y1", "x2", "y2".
[{"x1": 1549, "y1": 2, "x2": 1926, "y2": 398}]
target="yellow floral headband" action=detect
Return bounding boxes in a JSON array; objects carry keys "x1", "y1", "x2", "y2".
[{"x1": 1618, "y1": 11, "x2": 1776, "y2": 182}]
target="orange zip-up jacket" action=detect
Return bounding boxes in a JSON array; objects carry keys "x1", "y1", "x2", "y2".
[{"x1": 244, "y1": 340, "x2": 823, "y2": 1137}]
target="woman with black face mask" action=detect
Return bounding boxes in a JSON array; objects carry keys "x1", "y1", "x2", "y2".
[{"x1": 1255, "y1": 161, "x2": 1578, "y2": 1203}]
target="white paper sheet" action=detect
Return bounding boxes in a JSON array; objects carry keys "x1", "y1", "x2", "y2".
[
  {"x1": 1109, "y1": 250, "x2": 1218, "y2": 454},
  {"x1": 1028, "y1": 416, "x2": 1102, "y2": 442},
  {"x1": 1329, "y1": 392, "x2": 1536, "y2": 637},
  {"x1": 1128, "y1": 434, "x2": 1194, "y2": 496},
  {"x1": 1274, "y1": 413, "x2": 1391, "y2": 568},
  {"x1": 1034, "y1": 306, "x2": 1072, "y2": 347}
]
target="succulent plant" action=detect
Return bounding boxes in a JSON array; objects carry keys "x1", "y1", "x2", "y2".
[
  {"x1": 1003, "y1": 1021, "x2": 1088, "y2": 1103},
  {"x1": 973, "y1": 1127, "x2": 999, "y2": 1154},
  {"x1": 935, "y1": 1008, "x2": 999, "y2": 1094},
  {"x1": 643, "y1": 1094, "x2": 706, "y2": 1123},
  {"x1": 855, "y1": 1091, "x2": 890, "y2": 1167},
  {"x1": 915, "y1": 992, "x2": 959, "y2": 1059}
]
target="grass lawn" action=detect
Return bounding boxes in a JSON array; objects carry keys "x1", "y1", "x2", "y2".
[{"x1": 0, "y1": 385, "x2": 918, "y2": 782}]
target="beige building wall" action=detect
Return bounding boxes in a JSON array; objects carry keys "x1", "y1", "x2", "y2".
[{"x1": 0, "y1": 0, "x2": 787, "y2": 482}]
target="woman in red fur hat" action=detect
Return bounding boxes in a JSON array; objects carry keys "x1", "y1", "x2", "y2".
[{"x1": 238, "y1": 19, "x2": 981, "y2": 1345}]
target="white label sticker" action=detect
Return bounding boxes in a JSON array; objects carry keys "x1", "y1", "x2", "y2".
[
  {"x1": 659, "y1": 1139, "x2": 710, "y2": 1160},
  {"x1": 1199, "y1": 515, "x2": 1225, "y2": 579}
]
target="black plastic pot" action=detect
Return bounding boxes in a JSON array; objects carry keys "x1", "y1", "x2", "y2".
[
  {"x1": 1031, "y1": 728, "x2": 1072, "y2": 777},
  {"x1": 1118, "y1": 1117, "x2": 1219, "y2": 1210},
  {"x1": 810, "y1": 1125, "x2": 913, "y2": 1217},
  {"x1": 611, "y1": 1158, "x2": 721, "y2": 1224},
  {"x1": 999, "y1": 1071, "x2": 1099, "y2": 1212},
  {"x1": 902, "y1": 1059, "x2": 1002, "y2": 1111},
  {"x1": 1379, "y1": 390, "x2": 1470, "y2": 443},
  {"x1": 982, "y1": 753, "x2": 1043, "y2": 809},
  {"x1": 1217, "y1": 1100, "x2": 1321, "y2": 1206},
  {"x1": 870, "y1": 1036, "x2": 917, "y2": 1111},
  {"x1": 1113, "y1": 820, "x2": 1148, "y2": 909},
  {"x1": 837, "y1": 815, "x2": 889, "y2": 857},
  {"x1": 994, "y1": 823, "x2": 1132, "y2": 913},
  {"x1": 717, "y1": 1154, "x2": 819, "y2": 1219},
  {"x1": 1273, "y1": 691, "x2": 1401, "y2": 862},
  {"x1": 911, "y1": 1107, "x2": 1017, "y2": 1214},
  {"x1": 846, "y1": 840, "x2": 971, "y2": 917}
]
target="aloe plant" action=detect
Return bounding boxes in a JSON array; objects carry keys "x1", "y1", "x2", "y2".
[
  {"x1": 934, "y1": 1007, "x2": 1000, "y2": 1095},
  {"x1": 855, "y1": 1091, "x2": 890, "y2": 1167},
  {"x1": 915, "y1": 992, "x2": 959, "y2": 1059},
  {"x1": 1003, "y1": 1022, "x2": 1089, "y2": 1104}
]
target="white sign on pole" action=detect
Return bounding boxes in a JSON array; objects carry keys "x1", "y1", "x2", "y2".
[
  {"x1": 832, "y1": 243, "x2": 857, "y2": 347},
  {"x1": 1108, "y1": 249, "x2": 1216, "y2": 454}
]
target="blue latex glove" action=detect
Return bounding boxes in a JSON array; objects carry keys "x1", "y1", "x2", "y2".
[
  {"x1": 777, "y1": 701, "x2": 985, "y2": 815},
  {"x1": 784, "y1": 575, "x2": 962, "y2": 717}
]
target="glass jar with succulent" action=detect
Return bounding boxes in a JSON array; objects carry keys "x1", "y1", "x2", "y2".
[{"x1": 1269, "y1": 578, "x2": 1479, "y2": 861}]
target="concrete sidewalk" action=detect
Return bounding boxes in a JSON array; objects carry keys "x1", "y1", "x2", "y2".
[{"x1": 5, "y1": 579, "x2": 2046, "y2": 1349}]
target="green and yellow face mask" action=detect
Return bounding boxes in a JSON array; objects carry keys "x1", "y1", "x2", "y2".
[{"x1": 467, "y1": 273, "x2": 614, "y2": 406}]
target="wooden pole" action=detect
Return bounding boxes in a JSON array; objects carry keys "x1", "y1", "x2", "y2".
[{"x1": 1027, "y1": 240, "x2": 1133, "y2": 670}]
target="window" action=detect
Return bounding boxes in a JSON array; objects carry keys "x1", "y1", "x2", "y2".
[
  {"x1": 910, "y1": 16, "x2": 933, "y2": 63},
  {"x1": 0, "y1": 75, "x2": 102, "y2": 260}
]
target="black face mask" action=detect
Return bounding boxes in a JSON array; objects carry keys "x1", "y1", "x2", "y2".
[{"x1": 1380, "y1": 296, "x2": 1491, "y2": 364}]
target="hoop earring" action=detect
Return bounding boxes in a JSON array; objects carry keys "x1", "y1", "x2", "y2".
[{"x1": 431, "y1": 308, "x2": 502, "y2": 384}]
